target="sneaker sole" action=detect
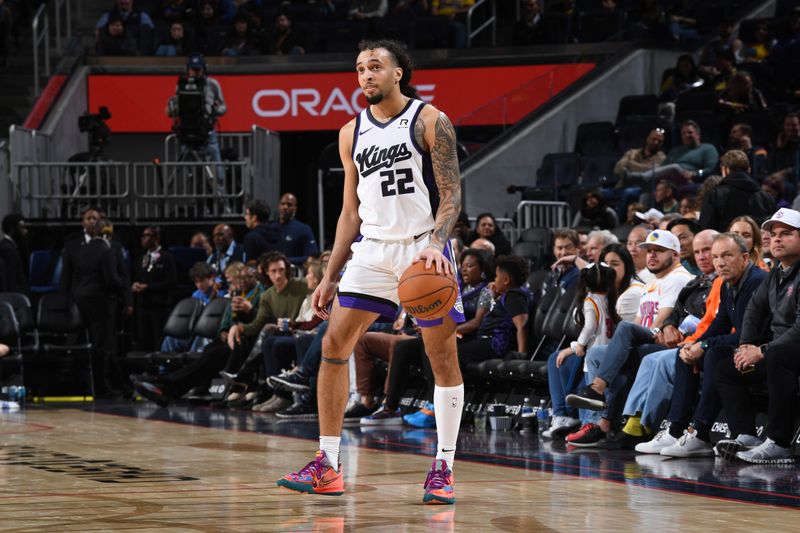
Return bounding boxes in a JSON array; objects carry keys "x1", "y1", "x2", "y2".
[
  {"x1": 737, "y1": 456, "x2": 796, "y2": 465},
  {"x1": 268, "y1": 376, "x2": 311, "y2": 392},
  {"x1": 565, "y1": 394, "x2": 606, "y2": 411},
  {"x1": 360, "y1": 418, "x2": 403, "y2": 426},
  {"x1": 547, "y1": 424, "x2": 581, "y2": 440},
  {"x1": 276, "y1": 479, "x2": 344, "y2": 496},
  {"x1": 565, "y1": 439, "x2": 602, "y2": 448},
  {"x1": 423, "y1": 493, "x2": 455, "y2": 505},
  {"x1": 275, "y1": 412, "x2": 319, "y2": 420},
  {"x1": 715, "y1": 442, "x2": 743, "y2": 461},
  {"x1": 660, "y1": 449, "x2": 714, "y2": 458}
]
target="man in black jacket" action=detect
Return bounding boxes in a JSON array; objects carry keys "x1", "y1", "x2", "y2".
[
  {"x1": 132, "y1": 226, "x2": 176, "y2": 350},
  {"x1": 698, "y1": 150, "x2": 776, "y2": 231},
  {"x1": 243, "y1": 199, "x2": 280, "y2": 261},
  {"x1": 715, "y1": 208, "x2": 800, "y2": 463},
  {"x1": 0, "y1": 214, "x2": 28, "y2": 294},
  {"x1": 60, "y1": 207, "x2": 101, "y2": 296}
]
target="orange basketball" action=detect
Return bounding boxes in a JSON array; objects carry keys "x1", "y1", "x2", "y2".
[{"x1": 398, "y1": 261, "x2": 458, "y2": 320}]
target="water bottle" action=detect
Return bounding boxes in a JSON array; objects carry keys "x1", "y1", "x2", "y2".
[
  {"x1": 521, "y1": 397, "x2": 535, "y2": 419},
  {"x1": 8, "y1": 386, "x2": 18, "y2": 401},
  {"x1": 537, "y1": 399, "x2": 550, "y2": 432},
  {"x1": 15, "y1": 386, "x2": 26, "y2": 403}
]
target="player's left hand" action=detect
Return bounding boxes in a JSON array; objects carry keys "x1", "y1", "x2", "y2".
[{"x1": 413, "y1": 246, "x2": 453, "y2": 278}]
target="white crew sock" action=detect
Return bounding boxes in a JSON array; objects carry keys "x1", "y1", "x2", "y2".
[
  {"x1": 433, "y1": 383, "x2": 464, "y2": 469},
  {"x1": 319, "y1": 436, "x2": 341, "y2": 472}
]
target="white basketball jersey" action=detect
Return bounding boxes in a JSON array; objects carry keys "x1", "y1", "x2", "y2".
[{"x1": 351, "y1": 99, "x2": 437, "y2": 240}]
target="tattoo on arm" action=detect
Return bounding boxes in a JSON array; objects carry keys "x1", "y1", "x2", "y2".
[
  {"x1": 414, "y1": 117, "x2": 427, "y2": 152},
  {"x1": 430, "y1": 112, "x2": 462, "y2": 251}
]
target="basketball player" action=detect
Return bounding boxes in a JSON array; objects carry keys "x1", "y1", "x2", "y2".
[{"x1": 277, "y1": 40, "x2": 464, "y2": 504}]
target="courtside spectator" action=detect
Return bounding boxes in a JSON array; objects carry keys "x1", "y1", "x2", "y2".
[
  {"x1": 667, "y1": 217, "x2": 701, "y2": 274},
  {"x1": 465, "y1": 213, "x2": 511, "y2": 256},
  {"x1": 208, "y1": 224, "x2": 245, "y2": 291},
  {"x1": 729, "y1": 215, "x2": 768, "y2": 270},
  {"x1": 547, "y1": 229, "x2": 580, "y2": 290},
  {"x1": 190, "y1": 231, "x2": 212, "y2": 256}
]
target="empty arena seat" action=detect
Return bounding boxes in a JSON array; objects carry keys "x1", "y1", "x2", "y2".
[
  {"x1": 574, "y1": 122, "x2": 617, "y2": 156},
  {"x1": 168, "y1": 246, "x2": 210, "y2": 291},
  {"x1": 616, "y1": 95, "x2": 659, "y2": 124},
  {"x1": 28, "y1": 250, "x2": 62, "y2": 294},
  {"x1": 126, "y1": 297, "x2": 204, "y2": 371}
]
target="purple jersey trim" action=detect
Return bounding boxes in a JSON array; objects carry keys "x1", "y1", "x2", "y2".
[{"x1": 337, "y1": 291, "x2": 398, "y2": 322}]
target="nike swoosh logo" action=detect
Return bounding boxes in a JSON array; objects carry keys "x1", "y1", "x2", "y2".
[{"x1": 359, "y1": 127, "x2": 373, "y2": 135}]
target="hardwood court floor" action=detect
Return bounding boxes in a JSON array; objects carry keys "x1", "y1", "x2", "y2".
[{"x1": 1, "y1": 404, "x2": 799, "y2": 532}]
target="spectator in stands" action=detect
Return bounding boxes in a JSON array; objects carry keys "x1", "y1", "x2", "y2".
[
  {"x1": 667, "y1": 0, "x2": 702, "y2": 45},
  {"x1": 659, "y1": 54, "x2": 704, "y2": 104},
  {"x1": 348, "y1": 0, "x2": 389, "y2": 19},
  {"x1": 727, "y1": 122, "x2": 768, "y2": 178},
  {"x1": 95, "y1": 0, "x2": 154, "y2": 44},
  {"x1": 678, "y1": 197, "x2": 697, "y2": 220},
  {"x1": 160, "y1": 261, "x2": 218, "y2": 353},
  {"x1": 193, "y1": 1, "x2": 225, "y2": 55},
  {"x1": 668, "y1": 217, "x2": 701, "y2": 274},
  {"x1": 717, "y1": 71, "x2": 768, "y2": 116},
  {"x1": 571, "y1": 190, "x2": 617, "y2": 230},
  {"x1": 585, "y1": 230, "x2": 618, "y2": 263},
  {"x1": 221, "y1": 13, "x2": 258, "y2": 56},
  {"x1": 190, "y1": 231, "x2": 212, "y2": 256},
  {"x1": 96, "y1": 14, "x2": 140, "y2": 56},
  {"x1": 762, "y1": 174, "x2": 792, "y2": 209},
  {"x1": 626, "y1": 224, "x2": 653, "y2": 283},
  {"x1": 469, "y1": 238, "x2": 495, "y2": 255},
  {"x1": 263, "y1": 13, "x2": 306, "y2": 55},
  {"x1": 741, "y1": 20, "x2": 773, "y2": 62},
  {"x1": 512, "y1": 0, "x2": 544, "y2": 46},
  {"x1": 274, "y1": 193, "x2": 319, "y2": 266},
  {"x1": 628, "y1": 0, "x2": 666, "y2": 39},
  {"x1": 616, "y1": 202, "x2": 647, "y2": 236},
  {"x1": 565, "y1": 230, "x2": 693, "y2": 445},
  {"x1": 635, "y1": 208, "x2": 664, "y2": 229},
  {"x1": 0, "y1": 214, "x2": 28, "y2": 294},
  {"x1": 729, "y1": 215, "x2": 767, "y2": 270},
  {"x1": 699, "y1": 20, "x2": 740, "y2": 70},
  {"x1": 154, "y1": 0, "x2": 195, "y2": 24},
  {"x1": 543, "y1": 263, "x2": 621, "y2": 439},
  {"x1": 699, "y1": 150, "x2": 777, "y2": 231},
  {"x1": 132, "y1": 226, "x2": 176, "y2": 351},
  {"x1": 547, "y1": 228, "x2": 580, "y2": 290},
  {"x1": 452, "y1": 212, "x2": 471, "y2": 251},
  {"x1": 207, "y1": 224, "x2": 245, "y2": 291},
  {"x1": 611, "y1": 129, "x2": 666, "y2": 218},
  {"x1": 61, "y1": 207, "x2": 102, "y2": 296},
  {"x1": 431, "y1": 0, "x2": 472, "y2": 48},
  {"x1": 626, "y1": 121, "x2": 719, "y2": 186},
  {"x1": 714, "y1": 209, "x2": 800, "y2": 464},
  {"x1": 770, "y1": 112, "x2": 800, "y2": 173},
  {"x1": 658, "y1": 212, "x2": 681, "y2": 229},
  {"x1": 578, "y1": 231, "x2": 589, "y2": 259},
  {"x1": 654, "y1": 180, "x2": 679, "y2": 214},
  {"x1": 132, "y1": 261, "x2": 265, "y2": 407},
  {"x1": 707, "y1": 49, "x2": 737, "y2": 93},
  {"x1": 465, "y1": 212, "x2": 511, "y2": 256},
  {"x1": 242, "y1": 199, "x2": 278, "y2": 261},
  {"x1": 155, "y1": 21, "x2": 190, "y2": 56}
]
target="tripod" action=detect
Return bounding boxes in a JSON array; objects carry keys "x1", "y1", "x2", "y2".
[{"x1": 164, "y1": 135, "x2": 229, "y2": 218}]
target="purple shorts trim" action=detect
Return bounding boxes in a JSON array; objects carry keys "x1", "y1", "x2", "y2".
[{"x1": 337, "y1": 291, "x2": 398, "y2": 323}]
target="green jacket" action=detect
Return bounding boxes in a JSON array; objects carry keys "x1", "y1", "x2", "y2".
[
  {"x1": 219, "y1": 283, "x2": 265, "y2": 334},
  {"x1": 241, "y1": 278, "x2": 309, "y2": 338}
]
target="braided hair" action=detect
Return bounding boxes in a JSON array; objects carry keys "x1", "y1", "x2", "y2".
[{"x1": 358, "y1": 39, "x2": 419, "y2": 99}]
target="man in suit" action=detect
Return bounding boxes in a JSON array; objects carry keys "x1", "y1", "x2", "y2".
[
  {"x1": 60, "y1": 207, "x2": 102, "y2": 295},
  {"x1": 0, "y1": 214, "x2": 28, "y2": 294},
  {"x1": 132, "y1": 226, "x2": 176, "y2": 350}
]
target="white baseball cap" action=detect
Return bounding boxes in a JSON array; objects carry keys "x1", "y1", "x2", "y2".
[
  {"x1": 761, "y1": 208, "x2": 800, "y2": 231},
  {"x1": 635, "y1": 208, "x2": 664, "y2": 222},
  {"x1": 637, "y1": 230, "x2": 681, "y2": 253}
]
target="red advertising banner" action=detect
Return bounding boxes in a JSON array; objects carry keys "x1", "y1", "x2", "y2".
[{"x1": 88, "y1": 63, "x2": 594, "y2": 133}]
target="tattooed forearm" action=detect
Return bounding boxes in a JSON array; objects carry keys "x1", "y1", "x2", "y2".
[{"x1": 430, "y1": 111, "x2": 462, "y2": 251}]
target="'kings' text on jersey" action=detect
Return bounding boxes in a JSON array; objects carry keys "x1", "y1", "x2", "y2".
[{"x1": 351, "y1": 99, "x2": 439, "y2": 241}]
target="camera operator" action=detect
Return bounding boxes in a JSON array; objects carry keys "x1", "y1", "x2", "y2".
[{"x1": 165, "y1": 54, "x2": 228, "y2": 207}]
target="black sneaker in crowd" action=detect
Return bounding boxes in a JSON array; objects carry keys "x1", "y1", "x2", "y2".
[
  {"x1": 276, "y1": 401, "x2": 319, "y2": 420},
  {"x1": 268, "y1": 369, "x2": 311, "y2": 392},
  {"x1": 343, "y1": 402, "x2": 375, "y2": 420},
  {"x1": 565, "y1": 385, "x2": 607, "y2": 411},
  {"x1": 134, "y1": 380, "x2": 170, "y2": 408}
]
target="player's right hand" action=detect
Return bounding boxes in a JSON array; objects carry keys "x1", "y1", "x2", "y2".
[{"x1": 312, "y1": 279, "x2": 337, "y2": 320}]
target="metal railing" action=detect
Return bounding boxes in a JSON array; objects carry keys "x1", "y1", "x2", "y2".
[
  {"x1": 32, "y1": 4, "x2": 50, "y2": 97},
  {"x1": 466, "y1": 0, "x2": 496, "y2": 47},
  {"x1": 164, "y1": 132, "x2": 255, "y2": 163},
  {"x1": 516, "y1": 201, "x2": 571, "y2": 234},
  {"x1": 53, "y1": 0, "x2": 72, "y2": 55}
]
